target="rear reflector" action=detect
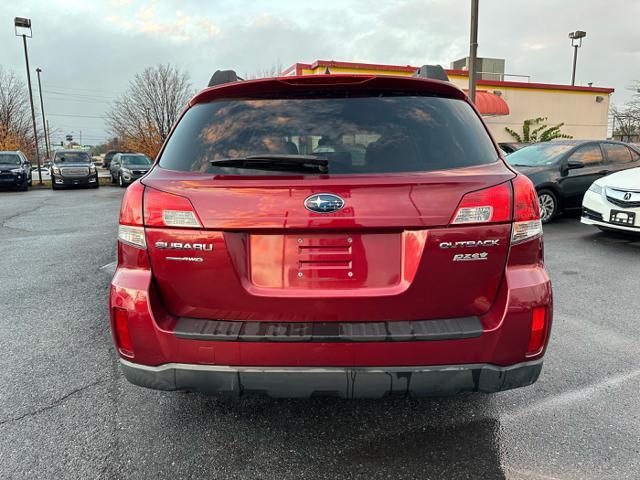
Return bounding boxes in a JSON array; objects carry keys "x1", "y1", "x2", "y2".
[
  {"x1": 511, "y1": 175, "x2": 543, "y2": 245},
  {"x1": 113, "y1": 308, "x2": 134, "y2": 357},
  {"x1": 144, "y1": 187, "x2": 203, "y2": 228},
  {"x1": 527, "y1": 306, "x2": 547, "y2": 354},
  {"x1": 118, "y1": 225, "x2": 147, "y2": 249},
  {"x1": 451, "y1": 182, "x2": 511, "y2": 225}
]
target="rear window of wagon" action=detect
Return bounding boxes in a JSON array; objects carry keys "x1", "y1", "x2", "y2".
[{"x1": 159, "y1": 94, "x2": 498, "y2": 175}]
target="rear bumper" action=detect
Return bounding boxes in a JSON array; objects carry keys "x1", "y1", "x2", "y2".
[
  {"x1": 110, "y1": 240, "x2": 552, "y2": 397},
  {"x1": 120, "y1": 358, "x2": 543, "y2": 398}
]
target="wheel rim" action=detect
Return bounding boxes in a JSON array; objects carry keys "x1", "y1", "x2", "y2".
[
  {"x1": 119, "y1": 175, "x2": 123, "y2": 186},
  {"x1": 538, "y1": 193, "x2": 555, "y2": 222}
]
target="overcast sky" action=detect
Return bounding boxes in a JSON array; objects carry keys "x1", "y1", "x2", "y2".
[{"x1": 1, "y1": 0, "x2": 639, "y2": 145}]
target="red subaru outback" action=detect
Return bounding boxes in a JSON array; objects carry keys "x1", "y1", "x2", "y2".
[{"x1": 110, "y1": 72, "x2": 552, "y2": 398}]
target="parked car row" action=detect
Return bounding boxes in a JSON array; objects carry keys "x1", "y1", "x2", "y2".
[
  {"x1": 0, "y1": 149, "x2": 152, "y2": 191},
  {"x1": 505, "y1": 140, "x2": 640, "y2": 227}
]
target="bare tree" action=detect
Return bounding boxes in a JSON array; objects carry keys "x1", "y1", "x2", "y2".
[
  {"x1": 244, "y1": 60, "x2": 284, "y2": 80},
  {"x1": 610, "y1": 81, "x2": 640, "y2": 141},
  {"x1": 610, "y1": 104, "x2": 640, "y2": 142},
  {"x1": 0, "y1": 67, "x2": 35, "y2": 156},
  {"x1": 107, "y1": 64, "x2": 193, "y2": 159}
]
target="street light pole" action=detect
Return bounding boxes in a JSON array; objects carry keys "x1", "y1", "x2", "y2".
[
  {"x1": 568, "y1": 30, "x2": 586, "y2": 86},
  {"x1": 468, "y1": 0, "x2": 479, "y2": 103},
  {"x1": 36, "y1": 68, "x2": 50, "y2": 161},
  {"x1": 571, "y1": 44, "x2": 579, "y2": 86},
  {"x1": 47, "y1": 120, "x2": 53, "y2": 159},
  {"x1": 14, "y1": 17, "x2": 43, "y2": 185}
]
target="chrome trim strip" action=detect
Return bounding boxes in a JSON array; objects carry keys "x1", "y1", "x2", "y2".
[{"x1": 120, "y1": 358, "x2": 543, "y2": 375}]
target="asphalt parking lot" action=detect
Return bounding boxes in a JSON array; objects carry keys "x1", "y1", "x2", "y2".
[{"x1": 1, "y1": 187, "x2": 639, "y2": 480}]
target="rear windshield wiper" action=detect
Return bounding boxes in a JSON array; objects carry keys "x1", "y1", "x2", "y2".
[{"x1": 210, "y1": 154, "x2": 328, "y2": 173}]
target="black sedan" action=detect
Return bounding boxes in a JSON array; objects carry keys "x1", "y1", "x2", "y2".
[{"x1": 506, "y1": 140, "x2": 640, "y2": 222}]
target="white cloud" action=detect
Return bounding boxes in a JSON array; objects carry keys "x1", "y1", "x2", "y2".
[{"x1": 2, "y1": 0, "x2": 640, "y2": 142}]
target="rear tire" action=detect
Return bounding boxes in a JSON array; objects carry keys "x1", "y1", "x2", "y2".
[{"x1": 538, "y1": 189, "x2": 558, "y2": 224}]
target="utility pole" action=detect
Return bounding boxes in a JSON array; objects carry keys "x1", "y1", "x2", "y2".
[
  {"x1": 468, "y1": 0, "x2": 479, "y2": 104},
  {"x1": 79, "y1": 130, "x2": 82, "y2": 146},
  {"x1": 36, "y1": 68, "x2": 50, "y2": 160},
  {"x1": 14, "y1": 17, "x2": 43, "y2": 185},
  {"x1": 46, "y1": 120, "x2": 53, "y2": 161},
  {"x1": 571, "y1": 45, "x2": 578, "y2": 86}
]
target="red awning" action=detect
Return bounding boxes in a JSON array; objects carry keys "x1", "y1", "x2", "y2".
[{"x1": 464, "y1": 90, "x2": 510, "y2": 116}]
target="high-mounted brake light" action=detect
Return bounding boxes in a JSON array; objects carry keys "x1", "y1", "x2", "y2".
[
  {"x1": 144, "y1": 187, "x2": 203, "y2": 228},
  {"x1": 527, "y1": 306, "x2": 547, "y2": 355},
  {"x1": 451, "y1": 182, "x2": 511, "y2": 225},
  {"x1": 511, "y1": 175, "x2": 542, "y2": 245}
]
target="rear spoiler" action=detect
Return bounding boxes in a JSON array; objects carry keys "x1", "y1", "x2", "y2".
[{"x1": 208, "y1": 65, "x2": 449, "y2": 87}]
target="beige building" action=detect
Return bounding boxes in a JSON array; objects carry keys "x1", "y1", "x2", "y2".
[{"x1": 282, "y1": 60, "x2": 614, "y2": 142}]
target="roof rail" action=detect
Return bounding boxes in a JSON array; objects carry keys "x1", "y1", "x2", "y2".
[
  {"x1": 413, "y1": 65, "x2": 449, "y2": 82},
  {"x1": 208, "y1": 70, "x2": 244, "y2": 87}
]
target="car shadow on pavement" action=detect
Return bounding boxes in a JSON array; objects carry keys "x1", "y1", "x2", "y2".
[{"x1": 140, "y1": 393, "x2": 506, "y2": 479}]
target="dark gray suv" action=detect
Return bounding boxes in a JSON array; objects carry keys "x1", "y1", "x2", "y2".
[
  {"x1": 109, "y1": 153, "x2": 152, "y2": 187},
  {"x1": 51, "y1": 150, "x2": 99, "y2": 189}
]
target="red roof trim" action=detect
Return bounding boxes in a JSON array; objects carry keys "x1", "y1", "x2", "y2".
[
  {"x1": 447, "y1": 69, "x2": 614, "y2": 93},
  {"x1": 281, "y1": 61, "x2": 614, "y2": 94},
  {"x1": 310, "y1": 60, "x2": 417, "y2": 73}
]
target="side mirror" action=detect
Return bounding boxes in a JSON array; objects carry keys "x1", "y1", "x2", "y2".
[{"x1": 566, "y1": 159, "x2": 584, "y2": 170}]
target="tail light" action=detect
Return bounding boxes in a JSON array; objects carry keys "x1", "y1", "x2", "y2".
[
  {"x1": 113, "y1": 307, "x2": 134, "y2": 357},
  {"x1": 511, "y1": 175, "x2": 542, "y2": 245},
  {"x1": 117, "y1": 180, "x2": 146, "y2": 249},
  {"x1": 451, "y1": 182, "x2": 511, "y2": 225},
  {"x1": 450, "y1": 176, "x2": 542, "y2": 247},
  {"x1": 144, "y1": 187, "x2": 203, "y2": 228},
  {"x1": 527, "y1": 306, "x2": 547, "y2": 355}
]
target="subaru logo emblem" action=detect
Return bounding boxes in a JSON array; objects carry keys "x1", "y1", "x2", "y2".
[
  {"x1": 304, "y1": 193, "x2": 345, "y2": 213},
  {"x1": 624, "y1": 192, "x2": 632, "y2": 201}
]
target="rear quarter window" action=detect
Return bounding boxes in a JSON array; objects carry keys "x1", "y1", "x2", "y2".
[
  {"x1": 602, "y1": 143, "x2": 633, "y2": 165},
  {"x1": 159, "y1": 95, "x2": 498, "y2": 175}
]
